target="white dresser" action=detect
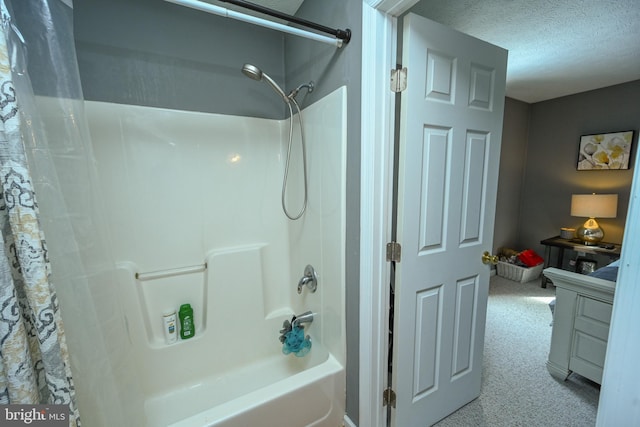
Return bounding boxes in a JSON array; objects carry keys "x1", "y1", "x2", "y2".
[{"x1": 544, "y1": 267, "x2": 615, "y2": 384}]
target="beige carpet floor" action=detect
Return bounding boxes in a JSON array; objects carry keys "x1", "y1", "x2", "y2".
[{"x1": 434, "y1": 274, "x2": 600, "y2": 427}]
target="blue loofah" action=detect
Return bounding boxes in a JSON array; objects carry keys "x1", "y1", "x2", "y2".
[{"x1": 282, "y1": 325, "x2": 312, "y2": 357}]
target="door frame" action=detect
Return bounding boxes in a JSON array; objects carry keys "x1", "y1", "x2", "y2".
[
  {"x1": 360, "y1": 2, "x2": 637, "y2": 427},
  {"x1": 359, "y1": 2, "x2": 419, "y2": 427}
]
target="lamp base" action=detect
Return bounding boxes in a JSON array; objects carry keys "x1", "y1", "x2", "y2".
[{"x1": 576, "y1": 218, "x2": 604, "y2": 245}]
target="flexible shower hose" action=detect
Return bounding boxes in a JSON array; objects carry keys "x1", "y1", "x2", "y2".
[{"x1": 281, "y1": 97, "x2": 308, "y2": 220}]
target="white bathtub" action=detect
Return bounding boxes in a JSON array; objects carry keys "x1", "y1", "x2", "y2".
[
  {"x1": 80, "y1": 87, "x2": 347, "y2": 427},
  {"x1": 144, "y1": 342, "x2": 344, "y2": 427}
]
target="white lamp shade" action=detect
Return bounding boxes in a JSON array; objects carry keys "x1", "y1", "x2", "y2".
[{"x1": 571, "y1": 194, "x2": 618, "y2": 218}]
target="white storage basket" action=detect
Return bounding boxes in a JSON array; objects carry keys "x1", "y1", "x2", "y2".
[{"x1": 496, "y1": 261, "x2": 543, "y2": 283}]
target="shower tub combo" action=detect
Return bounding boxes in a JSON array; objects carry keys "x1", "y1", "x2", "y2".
[{"x1": 83, "y1": 86, "x2": 347, "y2": 426}]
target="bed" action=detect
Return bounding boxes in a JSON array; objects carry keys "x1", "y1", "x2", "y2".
[{"x1": 544, "y1": 261, "x2": 619, "y2": 385}]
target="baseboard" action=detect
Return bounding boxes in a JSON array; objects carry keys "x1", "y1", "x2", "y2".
[
  {"x1": 546, "y1": 360, "x2": 570, "y2": 381},
  {"x1": 344, "y1": 414, "x2": 357, "y2": 427}
]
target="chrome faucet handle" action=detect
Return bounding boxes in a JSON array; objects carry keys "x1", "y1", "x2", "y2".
[{"x1": 297, "y1": 265, "x2": 318, "y2": 294}]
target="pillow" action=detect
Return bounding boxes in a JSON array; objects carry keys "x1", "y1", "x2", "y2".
[{"x1": 588, "y1": 259, "x2": 620, "y2": 282}]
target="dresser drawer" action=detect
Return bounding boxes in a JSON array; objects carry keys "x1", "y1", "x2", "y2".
[
  {"x1": 570, "y1": 330, "x2": 608, "y2": 382},
  {"x1": 568, "y1": 295, "x2": 612, "y2": 383},
  {"x1": 573, "y1": 295, "x2": 612, "y2": 341}
]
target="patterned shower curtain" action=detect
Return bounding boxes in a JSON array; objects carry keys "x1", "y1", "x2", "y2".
[{"x1": 0, "y1": 3, "x2": 80, "y2": 426}]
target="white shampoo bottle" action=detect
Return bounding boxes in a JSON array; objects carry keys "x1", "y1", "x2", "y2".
[{"x1": 163, "y1": 309, "x2": 178, "y2": 345}]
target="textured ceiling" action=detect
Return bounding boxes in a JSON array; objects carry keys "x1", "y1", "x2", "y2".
[
  {"x1": 243, "y1": 0, "x2": 640, "y2": 103},
  {"x1": 410, "y1": 0, "x2": 640, "y2": 103}
]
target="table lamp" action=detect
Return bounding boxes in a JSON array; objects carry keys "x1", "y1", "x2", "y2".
[{"x1": 570, "y1": 193, "x2": 618, "y2": 245}]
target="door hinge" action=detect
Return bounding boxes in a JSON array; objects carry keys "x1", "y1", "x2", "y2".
[
  {"x1": 390, "y1": 67, "x2": 407, "y2": 93},
  {"x1": 383, "y1": 388, "x2": 396, "y2": 408},
  {"x1": 386, "y1": 242, "x2": 401, "y2": 262}
]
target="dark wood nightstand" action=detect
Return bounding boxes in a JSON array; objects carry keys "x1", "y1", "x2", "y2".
[{"x1": 539, "y1": 236, "x2": 621, "y2": 287}]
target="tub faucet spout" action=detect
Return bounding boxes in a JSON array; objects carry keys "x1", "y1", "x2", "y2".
[
  {"x1": 292, "y1": 311, "x2": 314, "y2": 328},
  {"x1": 297, "y1": 265, "x2": 318, "y2": 294},
  {"x1": 279, "y1": 311, "x2": 314, "y2": 344}
]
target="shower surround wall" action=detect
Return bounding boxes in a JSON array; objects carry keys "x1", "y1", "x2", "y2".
[
  {"x1": 84, "y1": 87, "x2": 347, "y2": 425},
  {"x1": 73, "y1": 0, "x2": 362, "y2": 420}
]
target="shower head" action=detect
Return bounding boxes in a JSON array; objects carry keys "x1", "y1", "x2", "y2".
[
  {"x1": 241, "y1": 63, "x2": 262, "y2": 81},
  {"x1": 241, "y1": 63, "x2": 289, "y2": 103}
]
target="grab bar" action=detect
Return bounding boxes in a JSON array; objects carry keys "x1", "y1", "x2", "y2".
[{"x1": 135, "y1": 263, "x2": 207, "y2": 281}]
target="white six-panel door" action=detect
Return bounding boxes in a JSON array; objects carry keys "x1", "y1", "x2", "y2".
[{"x1": 392, "y1": 13, "x2": 507, "y2": 426}]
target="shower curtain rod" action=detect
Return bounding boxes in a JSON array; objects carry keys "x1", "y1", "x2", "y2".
[
  {"x1": 165, "y1": 0, "x2": 350, "y2": 48},
  {"x1": 218, "y1": 0, "x2": 351, "y2": 44}
]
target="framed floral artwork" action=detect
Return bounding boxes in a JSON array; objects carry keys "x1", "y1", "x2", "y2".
[{"x1": 577, "y1": 130, "x2": 634, "y2": 170}]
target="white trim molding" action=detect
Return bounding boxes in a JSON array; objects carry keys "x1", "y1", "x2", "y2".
[
  {"x1": 364, "y1": 0, "x2": 421, "y2": 16},
  {"x1": 359, "y1": 3, "x2": 397, "y2": 427},
  {"x1": 596, "y1": 140, "x2": 640, "y2": 426},
  {"x1": 344, "y1": 414, "x2": 358, "y2": 427}
]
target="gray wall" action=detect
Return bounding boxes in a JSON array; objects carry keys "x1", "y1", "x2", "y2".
[
  {"x1": 494, "y1": 97, "x2": 530, "y2": 254},
  {"x1": 284, "y1": 1, "x2": 362, "y2": 422},
  {"x1": 10, "y1": 0, "x2": 80, "y2": 99},
  {"x1": 74, "y1": 0, "x2": 287, "y2": 119},
  {"x1": 519, "y1": 80, "x2": 639, "y2": 255}
]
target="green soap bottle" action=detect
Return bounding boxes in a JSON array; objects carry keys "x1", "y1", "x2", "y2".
[{"x1": 179, "y1": 303, "x2": 195, "y2": 339}]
